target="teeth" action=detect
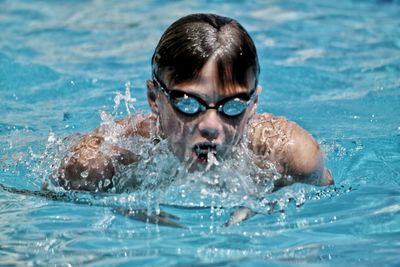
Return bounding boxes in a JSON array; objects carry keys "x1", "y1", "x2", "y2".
[
  {"x1": 196, "y1": 149, "x2": 216, "y2": 155},
  {"x1": 194, "y1": 144, "x2": 216, "y2": 154}
]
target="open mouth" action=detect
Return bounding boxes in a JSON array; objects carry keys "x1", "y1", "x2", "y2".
[{"x1": 192, "y1": 143, "x2": 218, "y2": 163}]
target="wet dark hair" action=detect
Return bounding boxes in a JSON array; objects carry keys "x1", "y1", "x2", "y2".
[{"x1": 151, "y1": 13, "x2": 260, "y2": 92}]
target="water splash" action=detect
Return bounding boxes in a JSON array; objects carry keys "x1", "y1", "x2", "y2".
[
  {"x1": 113, "y1": 80, "x2": 136, "y2": 115},
  {"x1": 3, "y1": 83, "x2": 353, "y2": 226}
]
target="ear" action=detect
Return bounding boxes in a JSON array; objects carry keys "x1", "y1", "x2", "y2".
[
  {"x1": 256, "y1": 85, "x2": 262, "y2": 95},
  {"x1": 147, "y1": 80, "x2": 159, "y2": 115}
]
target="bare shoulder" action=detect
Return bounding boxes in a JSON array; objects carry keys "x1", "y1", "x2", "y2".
[
  {"x1": 55, "y1": 112, "x2": 157, "y2": 191},
  {"x1": 113, "y1": 112, "x2": 158, "y2": 138},
  {"x1": 247, "y1": 113, "x2": 333, "y2": 186},
  {"x1": 247, "y1": 113, "x2": 291, "y2": 167}
]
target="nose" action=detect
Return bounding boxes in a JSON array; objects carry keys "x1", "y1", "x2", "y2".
[{"x1": 197, "y1": 109, "x2": 223, "y2": 141}]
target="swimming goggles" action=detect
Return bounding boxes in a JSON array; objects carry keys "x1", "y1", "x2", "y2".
[{"x1": 153, "y1": 74, "x2": 256, "y2": 118}]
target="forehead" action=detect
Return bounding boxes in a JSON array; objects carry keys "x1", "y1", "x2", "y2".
[{"x1": 167, "y1": 58, "x2": 256, "y2": 97}]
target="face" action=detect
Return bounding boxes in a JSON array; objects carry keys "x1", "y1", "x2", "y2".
[{"x1": 148, "y1": 59, "x2": 259, "y2": 170}]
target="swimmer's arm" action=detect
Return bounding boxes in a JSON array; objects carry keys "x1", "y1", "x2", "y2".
[
  {"x1": 279, "y1": 121, "x2": 333, "y2": 186},
  {"x1": 249, "y1": 114, "x2": 333, "y2": 187},
  {"x1": 56, "y1": 114, "x2": 155, "y2": 191}
]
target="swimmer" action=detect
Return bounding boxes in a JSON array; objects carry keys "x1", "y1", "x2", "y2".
[{"x1": 55, "y1": 13, "x2": 333, "y2": 224}]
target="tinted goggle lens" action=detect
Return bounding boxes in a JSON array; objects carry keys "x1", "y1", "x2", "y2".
[
  {"x1": 219, "y1": 98, "x2": 248, "y2": 117},
  {"x1": 172, "y1": 94, "x2": 248, "y2": 117},
  {"x1": 172, "y1": 95, "x2": 204, "y2": 115}
]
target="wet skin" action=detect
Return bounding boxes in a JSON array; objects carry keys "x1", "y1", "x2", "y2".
[
  {"x1": 57, "y1": 57, "x2": 333, "y2": 191},
  {"x1": 55, "y1": 57, "x2": 333, "y2": 226},
  {"x1": 147, "y1": 58, "x2": 259, "y2": 171}
]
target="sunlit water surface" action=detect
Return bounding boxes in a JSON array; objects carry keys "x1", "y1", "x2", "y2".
[{"x1": 1, "y1": 0, "x2": 399, "y2": 266}]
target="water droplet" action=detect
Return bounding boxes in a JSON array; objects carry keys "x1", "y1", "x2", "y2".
[
  {"x1": 80, "y1": 170, "x2": 89, "y2": 179},
  {"x1": 104, "y1": 179, "x2": 111, "y2": 187}
]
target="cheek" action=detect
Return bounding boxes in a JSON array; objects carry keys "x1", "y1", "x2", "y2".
[
  {"x1": 223, "y1": 114, "x2": 251, "y2": 144},
  {"x1": 223, "y1": 124, "x2": 238, "y2": 142},
  {"x1": 159, "y1": 106, "x2": 194, "y2": 156},
  {"x1": 161, "y1": 109, "x2": 182, "y2": 139}
]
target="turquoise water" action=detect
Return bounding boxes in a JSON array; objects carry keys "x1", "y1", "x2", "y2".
[{"x1": 1, "y1": 0, "x2": 400, "y2": 266}]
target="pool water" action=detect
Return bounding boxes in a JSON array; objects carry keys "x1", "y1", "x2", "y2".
[{"x1": 1, "y1": 0, "x2": 400, "y2": 266}]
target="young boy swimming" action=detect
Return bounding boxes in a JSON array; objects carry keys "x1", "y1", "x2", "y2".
[{"x1": 56, "y1": 13, "x2": 333, "y2": 192}]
